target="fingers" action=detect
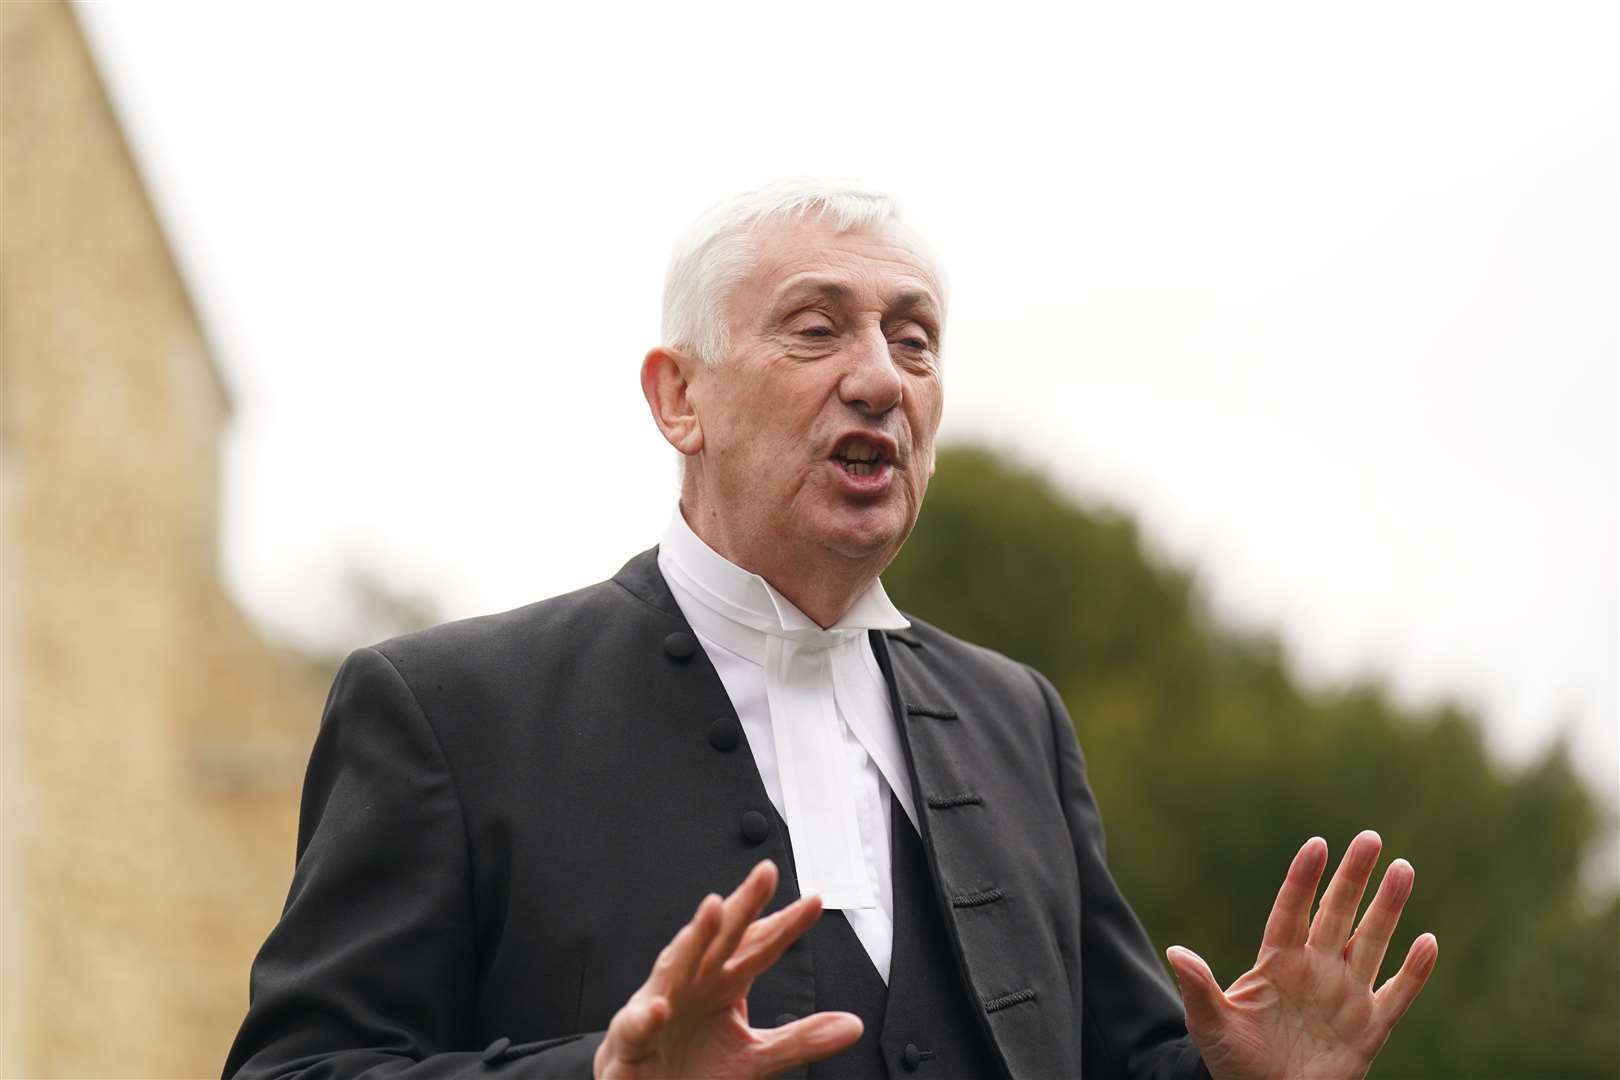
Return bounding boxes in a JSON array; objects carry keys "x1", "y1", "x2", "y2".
[
  {"x1": 753, "y1": 1012, "x2": 864, "y2": 1077},
  {"x1": 649, "y1": 892, "x2": 723, "y2": 999},
  {"x1": 1165, "y1": 946, "x2": 1226, "y2": 1035},
  {"x1": 606, "y1": 869, "x2": 832, "y2": 1077},
  {"x1": 1373, "y1": 932, "x2": 1439, "y2": 1028},
  {"x1": 1260, "y1": 837, "x2": 1328, "y2": 951},
  {"x1": 1345, "y1": 858, "x2": 1415, "y2": 985},
  {"x1": 727, "y1": 894, "x2": 824, "y2": 984},
  {"x1": 732, "y1": 899, "x2": 813, "y2": 963},
  {"x1": 701, "y1": 860, "x2": 779, "y2": 978},
  {"x1": 1307, "y1": 830, "x2": 1382, "y2": 954}
]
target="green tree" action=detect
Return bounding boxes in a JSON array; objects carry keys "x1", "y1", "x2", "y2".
[{"x1": 885, "y1": 446, "x2": 1618, "y2": 1080}]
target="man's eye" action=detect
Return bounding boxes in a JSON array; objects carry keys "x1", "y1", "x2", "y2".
[
  {"x1": 894, "y1": 337, "x2": 930, "y2": 350},
  {"x1": 800, "y1": 326, "x2": 834, "y2": 338}
]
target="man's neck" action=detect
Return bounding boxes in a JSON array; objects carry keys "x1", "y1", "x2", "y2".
[{"x1": 677, "y1": 502, "x2": 882, "y2": 629}]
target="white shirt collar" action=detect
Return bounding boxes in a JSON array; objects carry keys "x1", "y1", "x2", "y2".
[{"x1": 658, "y1": 508, "x2": 909, "y2": 657}]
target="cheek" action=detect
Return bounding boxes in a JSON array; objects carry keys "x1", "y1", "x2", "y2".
[{"x1": 909, "y1": 394, "x2": 943, "y2": 473}]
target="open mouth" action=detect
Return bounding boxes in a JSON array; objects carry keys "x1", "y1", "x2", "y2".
[{"x1": 831, "y1": 435, "x2": 894, "y2": 477}]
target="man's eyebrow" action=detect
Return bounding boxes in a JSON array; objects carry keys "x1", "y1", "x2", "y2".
[
  {"x1": 769, "y1": 279, "x2": 942, "y2": 319},
  {"x1": 769, "y1": 279, "x2": 855, "y2": 313},
  {"x1": 888, "y1": 290, "x2": 941, "y2": 321}
]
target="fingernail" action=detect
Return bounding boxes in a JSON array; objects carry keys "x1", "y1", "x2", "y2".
[{"x1": 1387, "y1": 859, "x2": 1413, "y2": 890}]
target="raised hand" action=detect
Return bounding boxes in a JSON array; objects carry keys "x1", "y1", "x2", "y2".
[
  {"x1": 1165, "y1": 831, "x2": 1438, "y2": 1080},
  {"x1": 594, "y1": 860, "x2": 863, "y2": 1079}
]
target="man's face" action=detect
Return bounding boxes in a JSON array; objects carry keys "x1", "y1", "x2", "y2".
[{"x1": 689, "y1": 217, "x2": 945, "y2": 572}]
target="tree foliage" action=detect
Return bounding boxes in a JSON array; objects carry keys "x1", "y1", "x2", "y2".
[{"x1": 884, "y1": 446, "x2": 1617, "y2": 1080}]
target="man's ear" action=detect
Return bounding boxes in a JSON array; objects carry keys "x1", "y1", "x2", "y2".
[{"x1": 640, "y1": 346, "x2": 704, "y2": 457}]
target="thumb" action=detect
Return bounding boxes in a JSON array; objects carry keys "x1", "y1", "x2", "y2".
[
  {"x1": 754, "y1": 1012, "x2": 863, "y2": 1077},
  {"x1": 1165, "y1": 946, "x2": 1225, "y2": 1032}
]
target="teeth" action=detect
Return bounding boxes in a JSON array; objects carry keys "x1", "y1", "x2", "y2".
[
  {"x1": 844, "y1": 461, "x2": 875, "y2": 476},
  {"x1": 841, "y1": 440, "x2": 880, "y2": 462}
]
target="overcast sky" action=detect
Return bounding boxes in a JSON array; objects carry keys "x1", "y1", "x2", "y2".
[{"x1": 78, "y1": 2, "x2": 1616, "y2": 797}]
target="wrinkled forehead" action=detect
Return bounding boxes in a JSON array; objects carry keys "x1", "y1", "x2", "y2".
[{"x1": 731, "y1": 217, "x2": 947, "y2": 327}]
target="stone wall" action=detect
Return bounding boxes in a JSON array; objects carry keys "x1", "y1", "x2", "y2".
[{"x1": 3, "y1": 4, "x2": 327, "y2": 1074}]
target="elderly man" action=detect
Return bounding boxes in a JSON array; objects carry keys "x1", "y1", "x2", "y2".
[{"x1": 226, "y1": 180, "x2": 1436, "y2": 1080}]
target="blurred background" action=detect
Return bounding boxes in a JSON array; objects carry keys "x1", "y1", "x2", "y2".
[{"x1": 2, "y1": 1, "x2": 1614, "y2": 1076}]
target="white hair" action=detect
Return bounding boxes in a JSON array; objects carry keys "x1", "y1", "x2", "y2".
[{"x1": 660, "y1": 177, "x2": 945, "y2": 366}]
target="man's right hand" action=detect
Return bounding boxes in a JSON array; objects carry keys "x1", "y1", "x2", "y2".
[{"x1": 594, "y1": 860, "x2": 863, "y2": 1079}]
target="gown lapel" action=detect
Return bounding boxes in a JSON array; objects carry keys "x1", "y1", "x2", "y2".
[{"x1": 872, "y1": 627, "x2": 1074, "y2": 1080}]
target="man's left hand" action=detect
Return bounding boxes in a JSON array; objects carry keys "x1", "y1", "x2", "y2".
[{"x1": 1166, "y1": 830, "x2": 1438, "y2": 1080}]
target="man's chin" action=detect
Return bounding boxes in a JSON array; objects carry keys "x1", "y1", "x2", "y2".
[{"x1": 813, "y1": 508, "x2": 912, "y2": 565}]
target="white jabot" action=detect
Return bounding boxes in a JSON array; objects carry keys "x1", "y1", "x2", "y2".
[{"x1": 657, "y1": 510, "x2": 918, "y2": 982}]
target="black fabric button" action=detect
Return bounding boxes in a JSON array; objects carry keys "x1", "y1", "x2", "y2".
[
  {"x1": 708, "y1": 717, "x2": 741, "y2": 752},
  {"x1": 481, "y1": 1036, "x2": 511, "y2": 1064},
  {"x1": 740, "y1": 810, "x2": 770, "y2": 845},
  {"x1": 663, "y1": 632, "x2": 696, "y2": 660},
  {"x1": 773, "y1": 1012, "x2": 798, "y2": 1027},
  {"x1": 901, "y1": 1043, "x2": 923, "y2": 1071}
]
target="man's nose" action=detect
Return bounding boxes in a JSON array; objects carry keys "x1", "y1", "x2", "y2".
[{"x1": 839, "y1": 327, "x2": 903, "y2": 416}]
